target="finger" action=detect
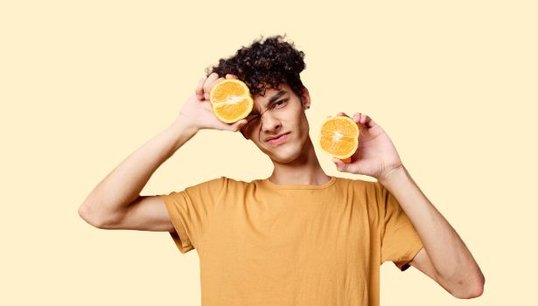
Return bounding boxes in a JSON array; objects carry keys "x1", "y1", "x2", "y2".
[
  {"x1": 362, "y1": 114, "x2": 376, "y2": 128},
  {"x1": 226, "y1": 119, "x2": 248, "y2": 132},
  {"x1": 207, "y1": 72, "x2": 219, "y2": 80},
  {"x1": 195, "y1": 77, "x2": 205, "y2": 100},
  {"x1": 352, "y1": 113, "x2": 375, "y2": 128},
  {"x1": 337, "y1": 111, "x2": 347, "y2": 117},
  {"x1": 225, "y1": 74, "x2": 238, "y2": 79},
  {"x1": 203, "y1": 73, "x2": 220, "y2": 98},
  {"x1": 234, "y1": 119, "x2": 248, "y2": 130},
  {"x1": 204, "y1": 76, "x2": 224, "y2": 101},
  {"x1": 332, "y1": 158, "x2": 348, "y2": 172},
  {"x1": 203, "y1": 73, "x2": 220, "y2": 92},
  {"x1": 351, "y1": 112, "x2": 361, "y2": 122}
]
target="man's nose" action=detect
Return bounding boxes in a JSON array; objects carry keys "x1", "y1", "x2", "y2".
[{"x1": 261, "y1": 111, "x2": 281, "y2": 133}]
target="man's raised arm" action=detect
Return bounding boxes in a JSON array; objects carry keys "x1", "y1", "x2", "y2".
[{"x1": 78, "y1": 73, "x2": 246, "y2": 230}]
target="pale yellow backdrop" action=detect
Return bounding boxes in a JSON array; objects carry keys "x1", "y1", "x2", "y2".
[{"x1": 1, "y1": 0, "x2": 536, "y2": 305}]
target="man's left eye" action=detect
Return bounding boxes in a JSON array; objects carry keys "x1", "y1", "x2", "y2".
[{"x1": 275, "y1": 99, "x2": 288, "y2": 107}]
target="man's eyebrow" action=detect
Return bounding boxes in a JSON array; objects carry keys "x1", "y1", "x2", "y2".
[{"x1": 264, "y1": 90, "x2": 287, "y2": 107}]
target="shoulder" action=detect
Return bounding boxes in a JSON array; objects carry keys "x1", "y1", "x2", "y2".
[
  {"x1": 339, "y1": 177, "x2": 391, "y2": 197},
  {"x1": 192, "y1": 175, "x2": 253, "y2": 191},
  {"x1": 333, "y1": 176, "x2": 388, "y2": 210},
  {"x1": 334, "y1": 176, "x2": 379, "y2": 192}
]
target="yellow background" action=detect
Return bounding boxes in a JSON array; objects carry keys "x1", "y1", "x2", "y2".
[{"x1": 1, "y1": 0, "x2": 536, "y2": 305}]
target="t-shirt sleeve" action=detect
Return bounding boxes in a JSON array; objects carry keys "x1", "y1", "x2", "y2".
[
  {"x1": 376, "y1": 182, "x2": 424, "y2": 271},
  {"x1": 159, "y1": 176, "x2": 226, "y2": 254}
]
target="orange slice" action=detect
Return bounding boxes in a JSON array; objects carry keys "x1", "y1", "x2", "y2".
[
  {"x1": 319, "y1": 115, "x2": 359, "y2": 162},
  {"x1": 209, "y1": 79, "x2": 254, "y2": 123}
]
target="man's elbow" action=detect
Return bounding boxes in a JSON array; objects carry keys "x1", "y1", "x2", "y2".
[
  {"x1": 79, "y1": 204, "x2": 101, "y2": 228},
  {"x1": 78, "y1": 202, "x2": 115, "y2": 229},
  {"x1": 452, "y1": 274, "x2": 485, "y2": 299}
]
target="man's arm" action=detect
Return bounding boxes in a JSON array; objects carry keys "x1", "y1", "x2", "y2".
[
  {"x1": 332, "y1": 112, "x2": 484, "y2": 299},
  {"x1": 379, "y1": 165, "x2": 485, "y2": 299},
  {"x1": 78, "y1": 73, "x2": 246, "y2": 230},
  {"x1": 78, "y1": 119, "x2": 196, "y2": 229}
]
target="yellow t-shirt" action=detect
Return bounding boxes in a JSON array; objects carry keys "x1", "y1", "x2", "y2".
[{"x1": 160, "y1": 175, "x2": 423, "y2": 306}]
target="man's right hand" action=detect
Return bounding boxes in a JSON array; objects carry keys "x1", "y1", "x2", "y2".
[{"x1": 177, "y1": 72, "x2": 249, "y2": 133}]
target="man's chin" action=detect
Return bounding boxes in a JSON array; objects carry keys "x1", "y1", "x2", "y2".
[{"x1": 268, "y1": 150, "x2": 304, "y2": 165}]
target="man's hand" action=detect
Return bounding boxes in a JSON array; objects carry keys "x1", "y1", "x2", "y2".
[
  {"x1": 177, "y1": 72, "x2": 248, "y2": 133},
  {"x1": 332, "y1": 112, "x2": 403, "y2": 181}
]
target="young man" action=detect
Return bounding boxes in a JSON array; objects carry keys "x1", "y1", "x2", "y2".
[{"x1": 79, "y1": 35, "x2": 484, "y2": 305}]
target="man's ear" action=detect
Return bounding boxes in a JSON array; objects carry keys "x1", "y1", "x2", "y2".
[{"x1": 301, "y1": 86, "x2": 311, "y2": 109}]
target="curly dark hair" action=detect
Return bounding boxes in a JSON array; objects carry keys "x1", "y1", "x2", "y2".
[{"x1": 206, "y1": 35, "x2": 306, "y2": 98}]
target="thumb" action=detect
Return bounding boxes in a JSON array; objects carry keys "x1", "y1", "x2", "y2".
[
  {"x1": 229, "y1": 119, "x2": 248, "y2": 132},
  {"x1": 332, "y1": 158, "x2": 348, "y2": 172}
]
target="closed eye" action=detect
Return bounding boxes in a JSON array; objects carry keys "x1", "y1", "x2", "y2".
[{"x1": 246, "y1": 112, "x2": 260, "y2": 121}]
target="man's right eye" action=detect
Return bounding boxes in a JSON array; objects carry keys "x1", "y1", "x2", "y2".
[
  {"x1": 241, "y1": 114, "x2": 260, "y2": 134},
  {"x1": 247, "y1": 113, "x2": 260, "y2": 121}
]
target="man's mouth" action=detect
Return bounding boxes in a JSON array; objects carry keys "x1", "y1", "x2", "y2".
[{"x1": 266, "y1": 132, "x2": 291, "y2": 145}]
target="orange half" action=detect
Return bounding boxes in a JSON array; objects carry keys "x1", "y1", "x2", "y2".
[
  {"x1": 209, "y1": 79, "x2": 254, "y2": 123},
  {"x1": 319, "y1": 115, "x2": 359, "y2": 161}
]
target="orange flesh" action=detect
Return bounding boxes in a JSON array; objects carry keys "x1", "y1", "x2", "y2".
[
  {"x1": 319, "y1": 116, "x2": 359, "y2": 159},
  {"x1": 210, "y1": 79, "x2": 253, "y2": 123}
]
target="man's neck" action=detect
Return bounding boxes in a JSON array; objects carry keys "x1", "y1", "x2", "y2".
[{"x1": 268, "y1": 138, "x2": 331, "y2": 186}]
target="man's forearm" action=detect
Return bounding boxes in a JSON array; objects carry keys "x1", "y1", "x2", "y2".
[
  {"x1": 378, "y1": 166, "x2": 484, "y2": 294},
  {"x1": 79, "y1": 117, "x2": 197, "y2": 225}
]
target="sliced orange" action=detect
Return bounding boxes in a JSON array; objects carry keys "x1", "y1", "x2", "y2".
[
  {"x1": 319, "y1": 115, "x2": 359, "y2": 162},
  {"x1": 209, "y1": 79, "x2": 254, "y2": 123}
]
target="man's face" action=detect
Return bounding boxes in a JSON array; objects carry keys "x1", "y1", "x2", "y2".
[{"x1": 241, "y1": 83, "x2": 311, "y2": 164}]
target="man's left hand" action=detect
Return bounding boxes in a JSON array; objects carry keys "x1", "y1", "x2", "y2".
[{"x1": 332, "y1": 112, "x2": 403, "y2": 181}]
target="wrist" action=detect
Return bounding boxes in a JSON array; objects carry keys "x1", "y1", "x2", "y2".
[
  {"x1": 377, "y1": 164, "x2": 406, "y2": 186},
  {"x1": 168, "y1": 116, "x2": 199, "y2": 150},
  {"x1": 172, "y1": 114, "x2": 199, "y2": 134}
]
